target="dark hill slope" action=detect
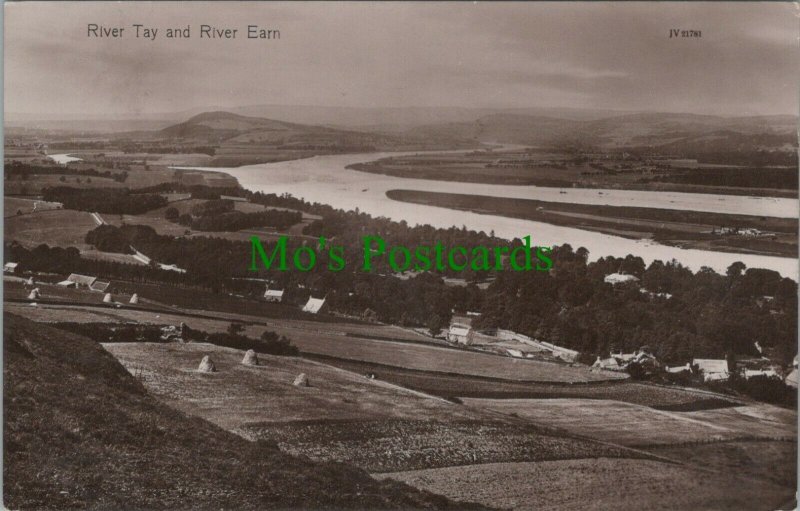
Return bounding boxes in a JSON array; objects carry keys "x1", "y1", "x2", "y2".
[{"x1": 3, "y1": 314, "x2": 487, "y2": 510}]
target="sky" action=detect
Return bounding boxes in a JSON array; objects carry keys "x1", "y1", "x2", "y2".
[{"x1": 5, "y1": 2, "x2": 799, "y2": 118}]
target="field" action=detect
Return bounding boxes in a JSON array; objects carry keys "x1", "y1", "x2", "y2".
[
  {"x1": 387, "y1": 189, "x2": 798, "y2": 257},
  {"x1": 4, "y1": 197, "x2": 63, "y2": 217},
  {"x1": 5, "y1": 314, "x2": 478, "y2": 510},
  {"x1": 351, "y1": 151, "x2": 797, "y2": 197},
  {"x1": 103, "y1": 342, "x2": 640, "y2": 473},
  {"x1": 376, "y1": 458, "x2": 794, "y2": 511},
  {"x1": 299, "y1": 355, "x2": 741, "y2": 408},
  {"x1": 6, "y1": 298, "x2": 619, "y2": 383},
  {"x1": 463, "y1": 398, "x2": 797, "y2": 447},
  {"x1": 5, "y1": 209, "x2": 100, "y2": 249}
]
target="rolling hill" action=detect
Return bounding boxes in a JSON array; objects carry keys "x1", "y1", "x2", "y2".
[{"x1": 406, "y1": 112, "x2": 798, "y2": 160}]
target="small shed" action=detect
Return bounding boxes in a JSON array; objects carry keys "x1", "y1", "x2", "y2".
[
  {"x1": 264, "y1": 288, "x2": 285, "y2": 303},
  {"x1": 302, "y1": 296, "x2": 326, "y2": 314}
]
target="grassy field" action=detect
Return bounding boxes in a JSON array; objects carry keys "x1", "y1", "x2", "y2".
[
  {"x1": 5, "y1": 209, "x2": 99, "y2": 249},
  {"x1": 5, "y1": 314, "x2": 482, "y2": 510},
  {"x1": 5, "y1": 300, "x2": 623, "y2": 383},
  {"x1": 352, "y1": 152, "x2": 797, "y2": 198},
  {"x1": 463, "y1": 398, "x2": 797, "y2": 447},
  {"x1": 376, "y1": 458, "x2": 795, "y2": 511},
  {"x1": 300, "y1": 355, "x2": 740, "y2": 408},
  {"x1": 4, "y1": 197, "x2": 63, "y2": 217}
]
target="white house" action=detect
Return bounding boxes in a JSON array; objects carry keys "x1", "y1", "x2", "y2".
[
  {"x1": 593, "y1": 357, "x2": 622, "y2": 370},
  {"x1": 4, "y1": 262, "x2": 19, "y2": 274},
  {"x1": 264, "y1": 288, "x2": 285, "y2": 303},
  {"x1": 693, "y1": 359, "x2": 730, "y2": 382},
  {"x1": 302, "y1": 296, "x2": 326, "y2": 314},
  {"x1": 604, "y1": 273, "x2": 640, "y2": 285},
  {"x1": 447, "y1": 323, "x2": 473, "y2": 345},
  {"x1": 785, "y1": 369, "x2": 798, "y2": 388}
]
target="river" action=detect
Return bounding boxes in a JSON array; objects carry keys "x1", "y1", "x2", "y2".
[
  {"x1": 48, "y1": 153, "x2": 83, "y2": 164},
  {"x1": 177, "y1": 151, "x2": 799, "y2": 280}
]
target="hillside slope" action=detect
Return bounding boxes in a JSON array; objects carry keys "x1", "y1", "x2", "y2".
[{"x1": 3, "y1": 314, "x2": 487, "y2": 510}]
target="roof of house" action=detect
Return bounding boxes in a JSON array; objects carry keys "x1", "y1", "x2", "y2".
[
  {"x1": 302, "y1": 296, "x2": 326, "y2": 314},
  {"x1": 4, "y1": 262, "x2": 19, "y2": 269},
  {"x1": 448, "y1": 324, "x2": 471, "y2": 337},
  {"x1": 91, "y1": 280, "x2": 111, "y2": 292},
  {"x1": 785, "y1": 369, "x2": 798, "y2": 387},
  {"x1": 67, "y1": 273, "x2": 97, "y2": 286},
  {"x1": 604, "y1": 273, "x2": 640, "y2": 285},
  {"x1": 694, "y1": 359, "x2": 729, "y2": 374},
  {"x1": 593, "y1": 357, "x2": 620, "y2": 369},
  {"x1": 264, "y1": 289, "x2": 285, "y2": 298}
]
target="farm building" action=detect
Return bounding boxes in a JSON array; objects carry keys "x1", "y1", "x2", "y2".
[
  {"x1": 447, "y1": 323, "x2": 474, "y2": 345},
  {"x1": 667, "y1": 363, "x2": 691, "y2": 374},
  {"x1": 743, "y1": 369, "x2": 780, "y2": 380},
  {"x1": 592, "y1": 357, "x2": 621, "y2": 370},
  {"x1": 785, "y1": 369, "x2": 798, "y2": 388},
  {"x1": 494, "y1": 329, "x2": 578, "y2": 362},
  {"x1": 56, "y1": 273, "x2": 111, "y2": 292},
  {"x1": 302, "y1": 296, "x2": 326, "y2": 314},
  {"x1": 604, "y1": 273, "x2": 640, "y2": 285},
  {"x1": 264, "y1": 288, "x2": 285, "y2": 303},
  {"x1": 4, "y1": 262, "x2": 19, "y2": 274},
  {"x1": 693, "y1": 359, "x2": 730, "y2": 382}
]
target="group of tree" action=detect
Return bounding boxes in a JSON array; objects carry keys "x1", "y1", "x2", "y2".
[{"x1": 41, "y1": 187, "x2": 167, "y2": 214}]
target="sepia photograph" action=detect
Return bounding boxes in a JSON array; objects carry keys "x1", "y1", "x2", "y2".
[{"x1": 3, "y1": 2, "x2": 798, "y2": 510}]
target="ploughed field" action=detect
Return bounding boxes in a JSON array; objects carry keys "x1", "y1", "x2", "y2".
[
  {"x1": 375, "y1": 458, "x2": 794, "y2": 511},
  {"x1": 10, "y1": 304, "x2": 797, "y2": 511},
  {"x1": 304, "y1": 354, "x2": 740, "y2": 409},
  {"x1": 464, "y1": 398, "x2": 797, "y2": 447}
]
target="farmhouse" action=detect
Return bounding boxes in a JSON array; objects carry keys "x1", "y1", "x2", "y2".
[
  {"x1": 264, "y1": 287, "x2": 285, "y2": 303},
  {"x1": 592, "y1": 357, "x2": 621, "y2": 370},
  {"x1": 56, "y1": 273, "x2": 111, "y2": 292},
  {"x1": 4, "y1": 262, "x2": 19, "y2": 274},
  {"x1": 743, "y1": 369, "x2": 779, "y2": 380},
  {"x1": 693, "y1": 358, "x2": 730, "y2": 382},
  {"x1": 604, "y1": 273, "x2": 640, "y2": 285},
  {"x1": 447, "y1": 323, "x2": 474, "y2": 345},
  {"x1": 785, "y1": 369, "x2": 798, "y2": 388},
  {"x1": 302, "y1": 296, "x2": 326, "y2": 314}
]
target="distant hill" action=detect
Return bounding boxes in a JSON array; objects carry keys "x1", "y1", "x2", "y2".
[
  {"x1": 3, "y1": 314, "x2": 485, "y2": 510},
  {"x1": 406, "y1": 112, "x2": 798, "y2": 161}
]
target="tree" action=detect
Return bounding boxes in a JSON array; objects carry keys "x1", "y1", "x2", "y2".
[
  {"x1": 426, "y1": 314, "x2": 448, "y2": 337},
  {"x1": 227, "y1": 323, "x2": 245, "y2": 335},
  {"x1": 165, "y1": 207, "x2": 180, "y2": 222},
  {"x1": 727, "y1": 261, "x2": 746, "y2": 279}
]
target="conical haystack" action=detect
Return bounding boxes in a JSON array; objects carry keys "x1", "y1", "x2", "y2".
[
  {"x1": 103, "y1": 293, "x2": 113, "y2": 303},
  {"x1": 293, "y1": 373, "x2": 309, "y2": 387},
  {"x1": 129, "y1": 293, "x2": 139, "y2": 304},
  {"x1": 27, "y1": 288, "x2": 40, "y2": 300},
  {"x1": 242, "y1": 349, "x2": 259, "y2": 366},
  {"x1": 198, "y1": 355, "x2": 216, "y2": 373}
]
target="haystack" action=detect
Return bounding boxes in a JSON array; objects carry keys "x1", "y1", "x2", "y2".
[
  {"x1": 25, "y1": 277, "x2": 34, "y2": 286},
  {"x1": 293, "y1": 373, "x2": 309, "y2": 387},
  {"x1": 103, "y1": 293, "x2": 113, "y2": 303},
  {"x1": 242, "y1": 349, "x2": 259, "y2": 366},
  {"x1": 129, "y1": 293, "x2": 139, "y2": 304},
  {"x1": 198, "y1": 355, "x2": 216, "y2": 373},
  {"x1": 27, "y1": 288, "x2": 40, "y2": 300}
]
